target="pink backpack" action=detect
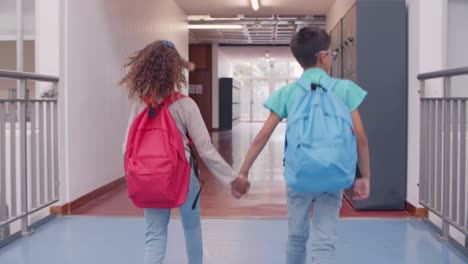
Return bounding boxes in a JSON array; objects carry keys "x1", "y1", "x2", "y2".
[{"x1": 124, "y1": 93, "x2": 200, "y2": 209}]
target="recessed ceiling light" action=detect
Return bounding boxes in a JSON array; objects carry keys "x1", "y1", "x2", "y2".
[
  {"x1": 251, "y1": 0, "x2": 260, "y2": 11},
  {"x1": 188, "y1": 24, "x2": 243, "y2": 29}
]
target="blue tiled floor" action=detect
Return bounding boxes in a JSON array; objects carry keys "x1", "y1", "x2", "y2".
[{"x1": 0, "y1": 217, "x2": 466, "y2": 264}]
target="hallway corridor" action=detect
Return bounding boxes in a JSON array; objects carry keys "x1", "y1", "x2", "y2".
[
  {"x1": 3, "y1": 124, "x2": 466, "y2": 264},
  {"x1": 1, "y1": 0, "x2": 468, "y2": 263},
  {"x1": 71, "y1": 123, "x2": 408, "y2": 218}
]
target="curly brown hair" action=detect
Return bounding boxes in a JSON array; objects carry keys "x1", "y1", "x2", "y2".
[{"x1": 119, "y1": 40, "x2": 192, "y2": 104}]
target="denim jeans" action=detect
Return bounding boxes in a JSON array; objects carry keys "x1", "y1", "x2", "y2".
[
  {"x1": 286, "y1": 185, "x2": 343, "y2": 264},
  {"x1": 144, "y1": 173, "x2": 202, "y2": 264}
]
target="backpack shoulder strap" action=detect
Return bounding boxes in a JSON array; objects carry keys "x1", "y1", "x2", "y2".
[
  {"x1": 322, "y1": 77, "x2": 339, "y2": 92},
  {"x1": 297, "y1": 76, "x2": 339, "y2": 92},
  {"x1": 186, "y1": 132, "x2": 204, "y2": 210},
  {"x1": 147, "y1": 92, "x2": 186, "y2": 118},
  {"x1": 296, "y1": 77, "x2": 310, "y2": 91}
]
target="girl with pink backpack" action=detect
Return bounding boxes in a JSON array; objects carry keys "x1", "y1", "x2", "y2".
[{"x1": 121, "y1": 40, "x2": 250, "y2": 264}]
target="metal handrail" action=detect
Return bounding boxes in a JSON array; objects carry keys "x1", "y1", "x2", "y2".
[
  {"x1": 0, "y1": 70, "x2": 59, "y2": 83},
  {"x1": 0, "y1": 69, "x2": 60, "y2": 246},
  {"x1": 417, "y1": 66, "x2": 468, "y2": 81},
  {"x1": 0, "y1": 200, "x2": 59, "y2": 230},
  {"x1": 418, "y1": 66, "x2": 468, "y2": 241},
  {"x1": 0, "y1": 99, "x2": 57, "y2": 103}
]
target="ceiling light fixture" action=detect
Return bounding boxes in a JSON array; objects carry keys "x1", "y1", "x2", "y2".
[
  {"x1": 264, "y1": 50, "x2": 272, "y2": 62},
  {"x1": 251, "y1": 0, "x2": 260, "y2": 11},
  {"x1": 188, "y1": 24, "x2": 243, "y2": 29}
]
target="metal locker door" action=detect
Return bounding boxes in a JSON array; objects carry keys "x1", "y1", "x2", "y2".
[
  {"x1": 342, "y1": 5, "x2": 357, "y2": 79},
  {"x1": 330, "y1": 20, "x2": 343, "y2": 78}
]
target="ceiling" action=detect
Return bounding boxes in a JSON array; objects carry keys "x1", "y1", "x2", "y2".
[
  {"x1": 173, "y1": 0, "x2": 336, "y2": 16},
  {"x1": 219, "y1": 46, "x2": 295, "y2": 63},
  {"x1": 189, "y1": 15, "x2": 326, "y2": 45},
  {"x1": 180, "y1": 0, "x2": 333, "y2": 45},
  {"x1": 0, "y1": 0, "x2": 331, "y2": 45}
]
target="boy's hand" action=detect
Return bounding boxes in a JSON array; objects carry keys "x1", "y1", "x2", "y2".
[
  {"x1": 352, "y1": 178, "x2": 370, "y2": 200},
  {"x1": 231, "y1": 174, "x2": 250, "y2": 199}
]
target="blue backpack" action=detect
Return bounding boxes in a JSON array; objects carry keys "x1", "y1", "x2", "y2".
[{"x1": 284, "y1": 76, "x2": 357, "y2": 193}]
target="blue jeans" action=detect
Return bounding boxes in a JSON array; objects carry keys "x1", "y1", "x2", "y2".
[
  {"x1": 286, "y1": 186, "x2": 343, "y2": 264},
  {"x1": 144, "y1": 173, "x2": 202, "y2": 264}
]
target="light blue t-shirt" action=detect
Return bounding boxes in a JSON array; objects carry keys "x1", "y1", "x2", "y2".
[{"x1": 264, "y1": 68, "x2": 367, "y2": 119}]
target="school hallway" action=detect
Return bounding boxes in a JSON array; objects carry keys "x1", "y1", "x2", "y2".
[
  {"x1": 1, "y1": 0, "x2": 468, "y2": 263},
  {"x1": 1, "y1": 123, "x2": 467, "y2": 264},
  {"x1": 68, "y1": 123, "x2": 410, "y2": 219}
]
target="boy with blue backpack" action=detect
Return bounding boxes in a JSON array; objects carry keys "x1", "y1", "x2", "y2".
[{"x1": 232, "y1": 27, "x2": 371, "y2": 264}]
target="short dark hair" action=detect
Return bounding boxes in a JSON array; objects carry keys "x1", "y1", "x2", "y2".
[{"x1": 290, "y1": 27, "x2": 331, "y2": 68}]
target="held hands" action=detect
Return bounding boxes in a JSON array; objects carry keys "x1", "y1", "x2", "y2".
[
  {"x1": 230, "y1": 174, "x2": 369, "y2": 200},
  {"x1": 231, "y1": 173, "x2": 250, "y2": 199}
]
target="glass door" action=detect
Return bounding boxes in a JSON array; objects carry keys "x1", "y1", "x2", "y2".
[
  {"x1": 251, "y1": 79, "x2": 270, "y2": 122},
  {"x1": 240, "y1": 79, "x2": 252, "y2": 122}
]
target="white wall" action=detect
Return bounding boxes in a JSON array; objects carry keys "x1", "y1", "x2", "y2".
[
  {"x1": 447, "y1": 0, "x2": 468, "y2": 97},
  {"x1": 406, "y1": 0, "x2": 422, "y2": 209},
  {"x1": 58, "y1": 0, "x2": 188, "y2": 202},
  {"x1": 406, "y1": 0, "x2": 446, "y2": 208},
  {"x1": 326, "y1": 0, "x2": 355, "y2": 32},
  {"x1": 35, "y1": 0, "x2": 59, "y2": 97},
  {"x1": 218, "y1": 49, "x2": 233, "y2": 78}
]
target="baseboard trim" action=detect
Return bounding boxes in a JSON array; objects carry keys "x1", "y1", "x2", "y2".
[
  {"x1": 405, "y1": 201, "x2": 429, "y2": 218},
  {"x1": 50, "y1": 176, "x2": 126, "y2": 216}
]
